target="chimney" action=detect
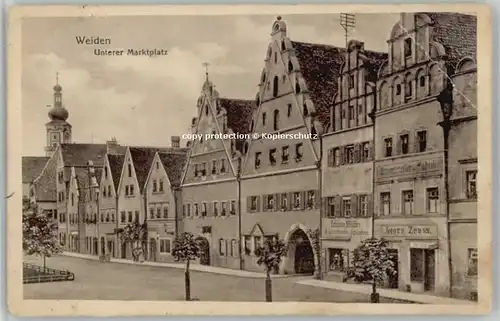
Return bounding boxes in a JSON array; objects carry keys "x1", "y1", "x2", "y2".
[
  {"x1": 171, "y1": 136, "x2": 180, "y2": 148},
  {"x1": 106, "y1": 137, "x2": 120, "y2": 154}
]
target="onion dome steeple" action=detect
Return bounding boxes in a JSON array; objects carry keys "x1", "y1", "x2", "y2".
[{"x1": 48, "y1": 72, "x2": 69, "y2": 121}]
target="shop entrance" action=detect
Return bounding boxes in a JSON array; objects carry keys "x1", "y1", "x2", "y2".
[
  {"x1": 424, "y1": 250, "x2": 436, "y2": 292},
  {"x1": 388, "y1": 249, "x2": 399, "y2": 289},
  {"x1": 410, "y1": 248, "x2": 436, "y2": 292},
  {"x1": 290, "y1": 229, "x2": 315, "y2": 275}
]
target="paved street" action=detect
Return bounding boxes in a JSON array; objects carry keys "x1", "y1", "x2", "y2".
[{"x1": 23, "y1": 255, "x2": 404, "y2": 302}]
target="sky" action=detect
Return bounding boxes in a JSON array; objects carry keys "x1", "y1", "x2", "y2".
[{"x1": 21, "y1": 13, "x2": 400, "y2": 156}]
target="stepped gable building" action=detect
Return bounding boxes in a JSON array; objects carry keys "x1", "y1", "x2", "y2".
[
  {"x1": 180, "y1": 74, "x2": 256, "y2": 270},
  {"x1": 373, "y1": 12, "x2": 477, "y2": 297},
  {"x1": 144, "y1": 141, "x2": 187, "y2": 263},
  {"x1": 321, "y1": 39, "x2": 387, "y2": 281},
  {"x1": 116, "y1": 144, "x2": 187, "y2": 259},
  {"x1": 240, "y1": 16, "x2": 344, "y2": 275}
]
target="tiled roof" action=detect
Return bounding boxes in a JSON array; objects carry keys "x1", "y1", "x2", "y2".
[
  {"x1": 107, "y1": 154, "x2": 125, "y2": 191},
  {"x1": 74, "y1": 168, "x2": 89, "y2": 202},
  {"x1": 130, "y1": 147, "x2": 185, "y2": 192},
  {"x1": 424, "y1": 12, "x2": 477, "y2": 72},
  {"x1": 218, "y1": 98, "x2": 257, "y2": 153},
  {"x1": 60, "y1": 143, "x2": 107, "y2": 167},
  {"x1": 158, "y1": 152, "x2": 188, "y2": 187},
  {"x1": 22, "y1": 156, "x2": 49, "y2": 183},
  {"x1": 291, "y1": 41, "x2": 345, "y2": 126}
]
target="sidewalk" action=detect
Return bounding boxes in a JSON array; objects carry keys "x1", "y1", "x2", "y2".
[
  {"x1": 295, "y1": 279, "x2": 476, "y2": 305},
  {"x1": 59, "y1": 252, "x2": 288, "y2": 279}
]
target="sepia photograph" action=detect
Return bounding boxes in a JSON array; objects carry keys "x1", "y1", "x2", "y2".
[{"x1": 7, "y1": 4, "x2": 492, "y2": 316}]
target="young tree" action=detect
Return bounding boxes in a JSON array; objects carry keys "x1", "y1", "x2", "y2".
[
  {"x1": 255, "y1": 238, "x2": 288, "y2": 302},
  {"x1": 172, "y1": 232, "x2": 201, "y2": 301},
  {"x1": 22, "y1": 201, "x2": 60, "y2": 269},
  {"x1": 346, "y1": 237, "x2": 397, "y2": 303},
  {"x1": 119, "y1": 220, "x2": 147, "y2": 262}
]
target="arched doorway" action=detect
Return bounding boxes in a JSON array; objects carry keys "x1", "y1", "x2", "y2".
[
  {"x1": 289, "y1": 229, "x2": 315, "y2": 275},
  {"x1": 107, "y1": 240, "x2": 114, "y2": 257},
  {"x1": 93, "y1": 237, "x2": 98, "y2": 255},
  {"x1": 149, "y1": 238, "x2": 157, "y2": 262},
  {"x1": 196, "y1": 237, "x2": 210, "y2": 266}
]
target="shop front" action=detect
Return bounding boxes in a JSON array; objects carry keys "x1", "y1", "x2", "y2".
[
  {"x1": 321, "y1": 217, "x2": 371, "y2": 282},
  {"x1": 375, "y1": 221, "x2": 448, "y2": 295}
]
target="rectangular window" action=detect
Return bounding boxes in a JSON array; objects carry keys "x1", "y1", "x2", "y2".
[
  {"x1": 293, "y1": 192, "x2": 301, "y2": 209},
  {"x1": 194, "y1": 203, "x2": 199, "y2": 217},
  {"x1": 121, "y1": 211, "x2": 126, "y2": 223},
  {"x1": 266, "y1": 195, "x2": 274, "y2": 210},
  {"x1": 220, "y1": 159, "x2": 226, "y2": 173},
  {"x1": 362, "y1": 142, "x2": 370, "y2": 162},
  {"x1": 194, "y1": 164, "x2": 199, "y2": 177},
  {"x1": 250, "y1": 196, "x2": 257, "y2": 211},
  {"x1": 359, "y1": 195, "x2": 368, "y2": 217},
  {"x1": 306, "y1": 191, "x2": 315, "y2": 209},
  {"x1": 156, "y1": 207, "x2": 161, "y2": 219},
  {"x1": 201, "y1": 163, "x2": 207, "y2": 176},
  {"x1": 159, "y1": 180, "x2": 164, "y2": 192},
  {"x1": 417, "y1": 130, "x2": 427, "y2": 152},
  {"x1": 345, "y1": 145, "x2": 355, "y2": 164},
  {"x1": 128, "y1": 164, "x2": 132, "y2": 177},
  {"x1": 125, "y1": 185, "x2": 129, "y2": 196},
  {"x1": 384, "y1": 138, "x2": 393, "y2": 157},
  {"x1": 186, "y1": 204, "x2": 191, "y2": 217},
  {"x1": 213, "y1": 201, "x2": 218, "y2": 216},
  {"x1": 381, "y1": 192, "x2": 391, "y2": 216},
  {"x1": 269, "y1": 149, "x2": 277, "y2": 165},
  {"x1": 221, "y1": 201, "x2": 228, "y2": 216},
  {"x1": 135, "y1": 211, "x2": 139, "y2": 222},
  {"x1": 427, "y1": 188, "x2": 439, "y2": 213},
  {"x1": 402, "y1": 190, "x2": 414, "y2": 215},
  {"x1": 342, "y1": 197, "x2": 351, "y2": 217},
  {"x1": 327, "y1": 197, "x2": 335, "y2": 217},
  {"x1": 128, "y1": 211, "x2": 133, "y2": 223},
  {"x1": 467, "y1": 248, "x2": 478, "y2": 276},
  {"x1": 130, "y1": 185, "x2": 134, "y2": 196},
  {"x1": 348, "y1": 105, "x2": 355, "y2": 120},
  {"x1": 230, "y1": 200, "x2": 236, "y2": 215},
  {"x1": 255, "y1": 152, "x2": 261, "y2": 169},
  {"x1": 282, "y1": 146, "x2": 289, "y2": 163},
  {"x1": 410, "y1": 248, "x2": 424, "y2": 282},
  {"x1": 400, "y1": 134, "x2": 409, "y2": 154},
  {"x1": 160, "y1": 239, "x2": 171, "y2": 253},
  {"x1": 211, "y1": 160, "x2": 217, "y2": 174},
  {"x1": 280, "y1": 193, "x2": 288, "y2": 210},
  {"x1": 201, "y1": 203, "x2": 207, "y2": 217},
  {"x1": 404, "y1": 38, "x2": 412, "y2": 58},
  {"x1": 153, "y1": 180, "x2": 157, "y2": 192},
  {"x1": 466, "y1": 170, "x2": 477, "y2": 199},
  {"x1": 295, "y1": 143, "x2": 303, "y2": 162}
]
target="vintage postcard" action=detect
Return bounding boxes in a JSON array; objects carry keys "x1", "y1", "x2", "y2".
[{"x1": 7, "y1": 3, "x2": 492, "y2": 317}]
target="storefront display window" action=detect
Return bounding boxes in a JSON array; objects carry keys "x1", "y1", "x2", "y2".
[{"x1": 328, "y1": 248, "x2": 344, "y2": 272}]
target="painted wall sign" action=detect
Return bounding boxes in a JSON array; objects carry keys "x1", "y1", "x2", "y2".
[
  {"x1": 376, "y1": 158, "x2": 443, "y2": 180},
  {"x1": 380, "y1": 224, "x2": 438, "y2": 239},
  {"x1": 322, "y1": 218, "x2": 370, "y2": 240}
]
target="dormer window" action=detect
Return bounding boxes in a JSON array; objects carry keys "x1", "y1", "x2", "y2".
[{"x1": 404, "y1": 38, "x2": 412, "y2": 58}]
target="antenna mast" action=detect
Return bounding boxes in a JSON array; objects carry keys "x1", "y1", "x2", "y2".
[{"x1": 340, "y1": 13, "x2": 356, "y2": 48}]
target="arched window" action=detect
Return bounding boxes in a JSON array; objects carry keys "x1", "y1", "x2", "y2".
[
  {"x1": 281, "y1": 40, "x2": 286, "y2": 51},
  {"x1": 288, "y1": 61, "x2": 293, "y2": 72},
  {"x1": 405, "y1": 73, "x2": 412, "y2": 98},
  {"x1": 295, "y1": 81, "x2": 301, "y2": 94},
  {"x1": 273, "y1": 76, "x2": 279, "y2": 97},
  {"x1": 273, "y1": 109, "x2": 280, "y2": 131},
  {"x1": 303, "y1": 103, "x2": 309, "y2": 117},
  {"x1": 419, "y1": 75, "x2": 426, "y2": 87},
  {"x1": 396, "y1": 84, "x2": 402, "y2": 95},
  {"x1": 404, "y1": 38, "x2": 412, "y2": 58}
]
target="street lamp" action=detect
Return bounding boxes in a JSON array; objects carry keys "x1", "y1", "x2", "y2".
[{"x1": 311, "y1": 113, "x2": 324, "y2": 280}]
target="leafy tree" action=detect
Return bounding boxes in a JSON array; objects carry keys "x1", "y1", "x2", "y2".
[
  {"x1": 22, "y1": 201, "x2": 60, "y2": 269},
  {"x1": 119, "y1": 220, "x2": 147, "y2": 262},
  {"x1": 255, "y1": 238, "x2": 288, "y2": 302},
  {"x1": 346, "y1": 237, "x2": 396, "y2": 303},
  {"x1": 172, "y1": 232, "x2": 201, "y2": 301}
]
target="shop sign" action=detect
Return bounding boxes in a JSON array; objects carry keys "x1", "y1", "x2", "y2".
[
  {"x1": 376, "y1": 158, "x2": 443, "y2": 181},
  {"x1": 322, "y1": 218, "x2": 370, "y2": 240},
  {"x1": 380, "y1": 224, "x2": 438, "y2": 239}
]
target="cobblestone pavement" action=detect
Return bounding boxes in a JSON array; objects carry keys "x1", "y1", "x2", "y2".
[{"x1": 23, "y1": 255, "x2": 406, "y2": 302}]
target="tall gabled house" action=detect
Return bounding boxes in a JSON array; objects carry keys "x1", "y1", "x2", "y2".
[
  {"x1": 180, "y1": 76, "x2": 256, "y2": 269},
  {"x1": 239, "y1": 16, "x2": 344, "y2": 274},
  {"x1": 144, "y1": 148, "x2": 187, "y2": 262}
]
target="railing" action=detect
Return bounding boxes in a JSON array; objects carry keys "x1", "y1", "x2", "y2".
[{"x1": 23, "y1": 262, "x2": 75, "y2": 284}]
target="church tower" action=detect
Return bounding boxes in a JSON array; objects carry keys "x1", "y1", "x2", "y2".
[{"x1": 45, "y1": 73, "x2": 72, "y2": 157}]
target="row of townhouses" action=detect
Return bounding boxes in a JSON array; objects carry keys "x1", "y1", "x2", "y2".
[{"x1": 22, "y1": 13, "x2": 478, "y2": 300}]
